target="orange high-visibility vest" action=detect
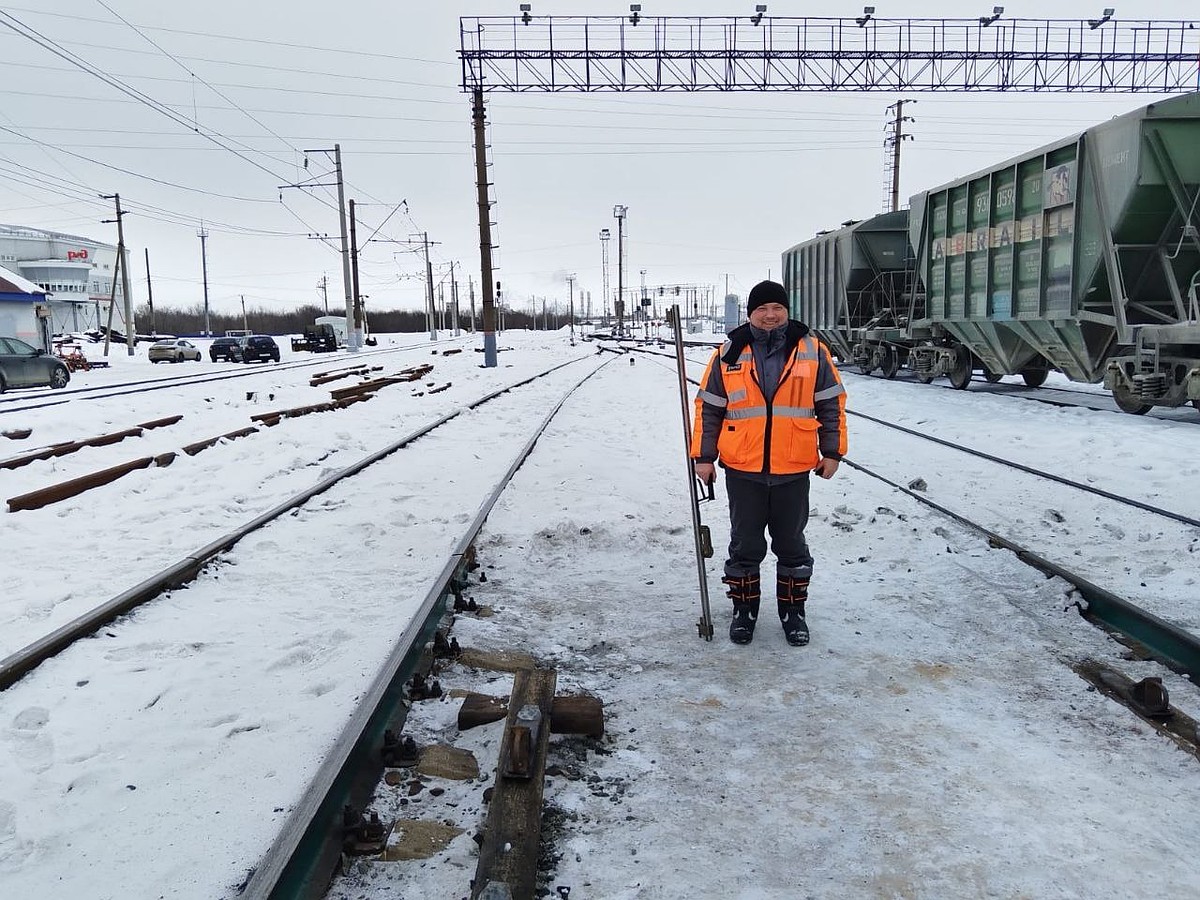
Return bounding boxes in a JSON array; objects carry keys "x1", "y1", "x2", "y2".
[{"x1": 691, "y1": 335, "x2": 841, "y2": 474}]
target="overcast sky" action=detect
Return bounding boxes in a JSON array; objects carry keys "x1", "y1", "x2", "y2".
[{"x1": 1, "y1": 0, "x2": 1196, "y2": 318}]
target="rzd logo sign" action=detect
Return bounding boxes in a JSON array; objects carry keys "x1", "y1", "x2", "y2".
[{"x1": 67, "y1": 249, "x2": 89, "y2": 261}]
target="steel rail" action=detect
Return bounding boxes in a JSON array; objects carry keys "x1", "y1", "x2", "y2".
[
  {"x1": 639, "y1": 345, "x2": 1200, "y2": 679},
  {"x1": 843, "y1": 458, "x2": 1200, "y2": 682},
  {"x1": 644, "y1": 347, "x2": 1200, "y2": 529},
  {"x1": 887, "y1": 375, "x2": 1200, "y2": 421},
  {"x1": 239, "y1": 355, "x2": 616, "y2": 900},
  {"x1": 0, "y1": 353, "x2": 595, "y2": 692},
  {"x1": 0, "y1": 340, "x2": 462, "y2": 414},
  {"x1": 846, "y1": 408, "x2": 1200, "y2": 529}
]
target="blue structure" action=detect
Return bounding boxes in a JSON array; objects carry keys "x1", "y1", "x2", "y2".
[{"x1": 0, "y1": 266, "x2": 50, "y2": 351}]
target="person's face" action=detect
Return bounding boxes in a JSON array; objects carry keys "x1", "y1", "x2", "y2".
[{"x1": 749, "y1": 302, "x2": 788, "y2": 330}]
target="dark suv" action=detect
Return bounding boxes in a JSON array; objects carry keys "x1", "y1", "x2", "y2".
[
  {"x1": 239, "y1": 335, "x2": 280, "y2": 363},
  {"x1": 209, "y1": 337, "x2": 243, "y2": 362}
]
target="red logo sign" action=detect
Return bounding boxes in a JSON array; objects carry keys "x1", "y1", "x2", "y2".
[{"x1": 67, "y1": 249, "x2": 89, "y2": 261}]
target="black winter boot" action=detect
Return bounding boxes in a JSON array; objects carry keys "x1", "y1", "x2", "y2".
[
  {"x1": 722, "y1": 573, "x2": 761, "y2": 645},
  {"x1": 777, "y1": 575, "x2": 810, "y2": 647}
]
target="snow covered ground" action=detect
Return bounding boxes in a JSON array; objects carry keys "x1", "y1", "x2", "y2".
[{"x1": 2, "y1": 330, "x2": 1199, "y2": 899}]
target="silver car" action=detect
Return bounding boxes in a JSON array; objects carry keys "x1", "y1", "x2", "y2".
[
  {"x1": 0, "y1": 336, "x2": 70, "y2": 392},
  {"x1": 148, "y1": 339, "x2": 202, "y2": 363}
]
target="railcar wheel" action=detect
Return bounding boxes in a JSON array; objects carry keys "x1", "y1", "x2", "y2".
[
  {"x1": 1112, "y1": 387, "x2": 1152, "y2": 415},
  {"x1": 1021, "y1": 367, "x2": 1049, "y2": 388},
  {"x1": 947, "y1": 347, "x2": 973, "y2": 390},
  {"x1": 983, "y1": 370, "x2": 1003, "y2": 384},
  {"x1": 880, "y1": 345, "x2": 900, "y2": 379}
]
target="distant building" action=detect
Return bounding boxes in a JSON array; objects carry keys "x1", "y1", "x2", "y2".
[
  {"x1": 0, "y1": 266, "x2": 50, "y2": 350},
  {"x1": 0, "y1": 224, "x2": 125, "y2": 335}
]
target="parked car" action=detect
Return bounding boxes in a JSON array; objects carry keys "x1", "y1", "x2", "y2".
[
  {"x1": 0, "y1": 336, "x2": 70, "y2": 392},
  {"x1": 209, "y1": 336, "x2": 243, "y2": 362},
  {"x1": 148, "y1": 339, "x2": 203, "y2": 363},
  {"x1": 238, "y1": 335, "x2": 280, "y2": 363}
]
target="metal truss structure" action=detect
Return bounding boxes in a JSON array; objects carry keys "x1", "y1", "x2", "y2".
[{"x1": 460, "y1": 15, "x2": 1200, "y2": 93}]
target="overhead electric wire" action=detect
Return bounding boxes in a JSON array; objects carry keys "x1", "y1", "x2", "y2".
[
  {"x1": 0, "y1": 9, "x2": 346, "y2": 246},
  {"x1": 0, "y1": 122, "x2": 277, "y2": 201},
  {"x1": 0, "y1": 5, "x2": 457, "y2": 65},
  {"x1": 0, "y1": 11, "x2": 298, "y2": 182},
  {"x1": 92, "y1": 0, "x2": 307, "y2": 162}
]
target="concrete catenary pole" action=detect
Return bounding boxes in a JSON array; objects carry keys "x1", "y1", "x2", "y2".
[
  {"x1": 333, "y1": 144, "x2": 358, "y2": 351},
  {"x1": 349, "y1": 198, "x2": 365, "y2": 350},
  {"x1": 101, "y1": 193, "x2": 135, "y2": 355},
  {"x1": 144, "y1": 247, "x2": 156, "y2": 336},
  {"x1": 469, "y1": 275, "x2": 477, "y2": 333},
  {"x1": 885, "y1": 99, "x2": 915, "y2": 214},
  {"x1": 198, "y1": 226, "x2": 211, "y2": 337},
  {"x1": 423, "y1": 232, "x2": 437, "y2": 340},
  {"x1": 566, "y1": 273, "x2": 576, "y2": 345}
]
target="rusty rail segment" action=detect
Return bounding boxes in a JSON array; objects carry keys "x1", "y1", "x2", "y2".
[{"x1": 0, "y1": 416, "x2": 185, "y2": 471}]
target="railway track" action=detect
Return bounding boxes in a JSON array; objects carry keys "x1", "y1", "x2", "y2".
[
  {"x1": 0, "y1": 339, "x2": 463, "y2": 415},
  {"x1": 847, "y1": 368, "x2": 1200, "y2": 421},
  {"x1": 0, "y1": 351, "x2": 612, "y2": 900},
  {"x1": 639, "y1": 345, "x2": 1200, "y2": 682},
  {"x1": 5, "y1": 340, "x2": 1198, "y2": 899},
  {"x1": 0, "y1": 353, "x2": 598, "y2": 689}
]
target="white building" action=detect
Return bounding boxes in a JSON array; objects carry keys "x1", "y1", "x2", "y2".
[{"x1": 0, "y1": 224, "x2": 126, "y2": 335}]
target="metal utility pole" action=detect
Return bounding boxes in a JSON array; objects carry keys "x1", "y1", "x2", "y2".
[
  {"x1": 566, "y1": 273, "x2": 576, "y2": 345},
  {"x1": 241, "y1": 295, "x2": 249, "y2": 333},
  {"x1": 349, "y1": 198, "x2": 364, "y2": 351},
  {"x1": 640, "y1": 268, "x2": 647, "y2": 325},
  {"x1": 471, "y1": 88, "x2": 498, "y2": 367},
  {"x1": 422, "y1": 232, "x2": 437, "y2": 340},
  {"x1": 599, "y1": 228, "x2": 611, "y2": 326},
  {"x1": 884, "y1": 99, "x2": 916, "y2": 213},
  {"x1": 198, "y1": 226, "x2": 211, "y2": 337},
  {"x1": 318, "y1": 274, "x2": 329, "y2": 314},
  {"x1": 144, "y1": 247, "x2": 156, "y2": 336},
  {"x1": 100, "y1": 193, "x2": 135, "y2": 355},
  {"x1": 613, "y1": 205, "x2": 627, "y2": 336}
]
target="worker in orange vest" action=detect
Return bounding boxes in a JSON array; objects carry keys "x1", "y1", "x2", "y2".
[{"x1": 691, "y1": 280, "x2": 847, "y2": 646}]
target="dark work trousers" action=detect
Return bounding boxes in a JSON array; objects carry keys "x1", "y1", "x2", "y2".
[{"x1": 723, "y1": 470, "x2": 814, "y2": 583}]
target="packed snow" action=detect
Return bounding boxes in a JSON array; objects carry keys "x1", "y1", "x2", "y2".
[{"x1": 1, "y1": 329, "x2": 1199, "y2": 899}]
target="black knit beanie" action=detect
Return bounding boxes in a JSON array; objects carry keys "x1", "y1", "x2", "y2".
[{"x1": 747, "y1": 280, "x2": 788, "y2": 315}]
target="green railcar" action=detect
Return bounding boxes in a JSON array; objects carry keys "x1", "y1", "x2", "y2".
[
  {"x1": 782, "y1": 211, "x2": 917, "y2": 376},
  {"x1": 909, "y1": 91, "x2": 1200, "y2": 411}
]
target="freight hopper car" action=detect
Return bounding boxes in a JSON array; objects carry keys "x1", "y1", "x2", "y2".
[
  {"x1": 787, "y1": 92, "x2": 1200, "y2": 414},
  {"x1": 783, "y1": 211, "x2": 925, "y2": 381}
]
